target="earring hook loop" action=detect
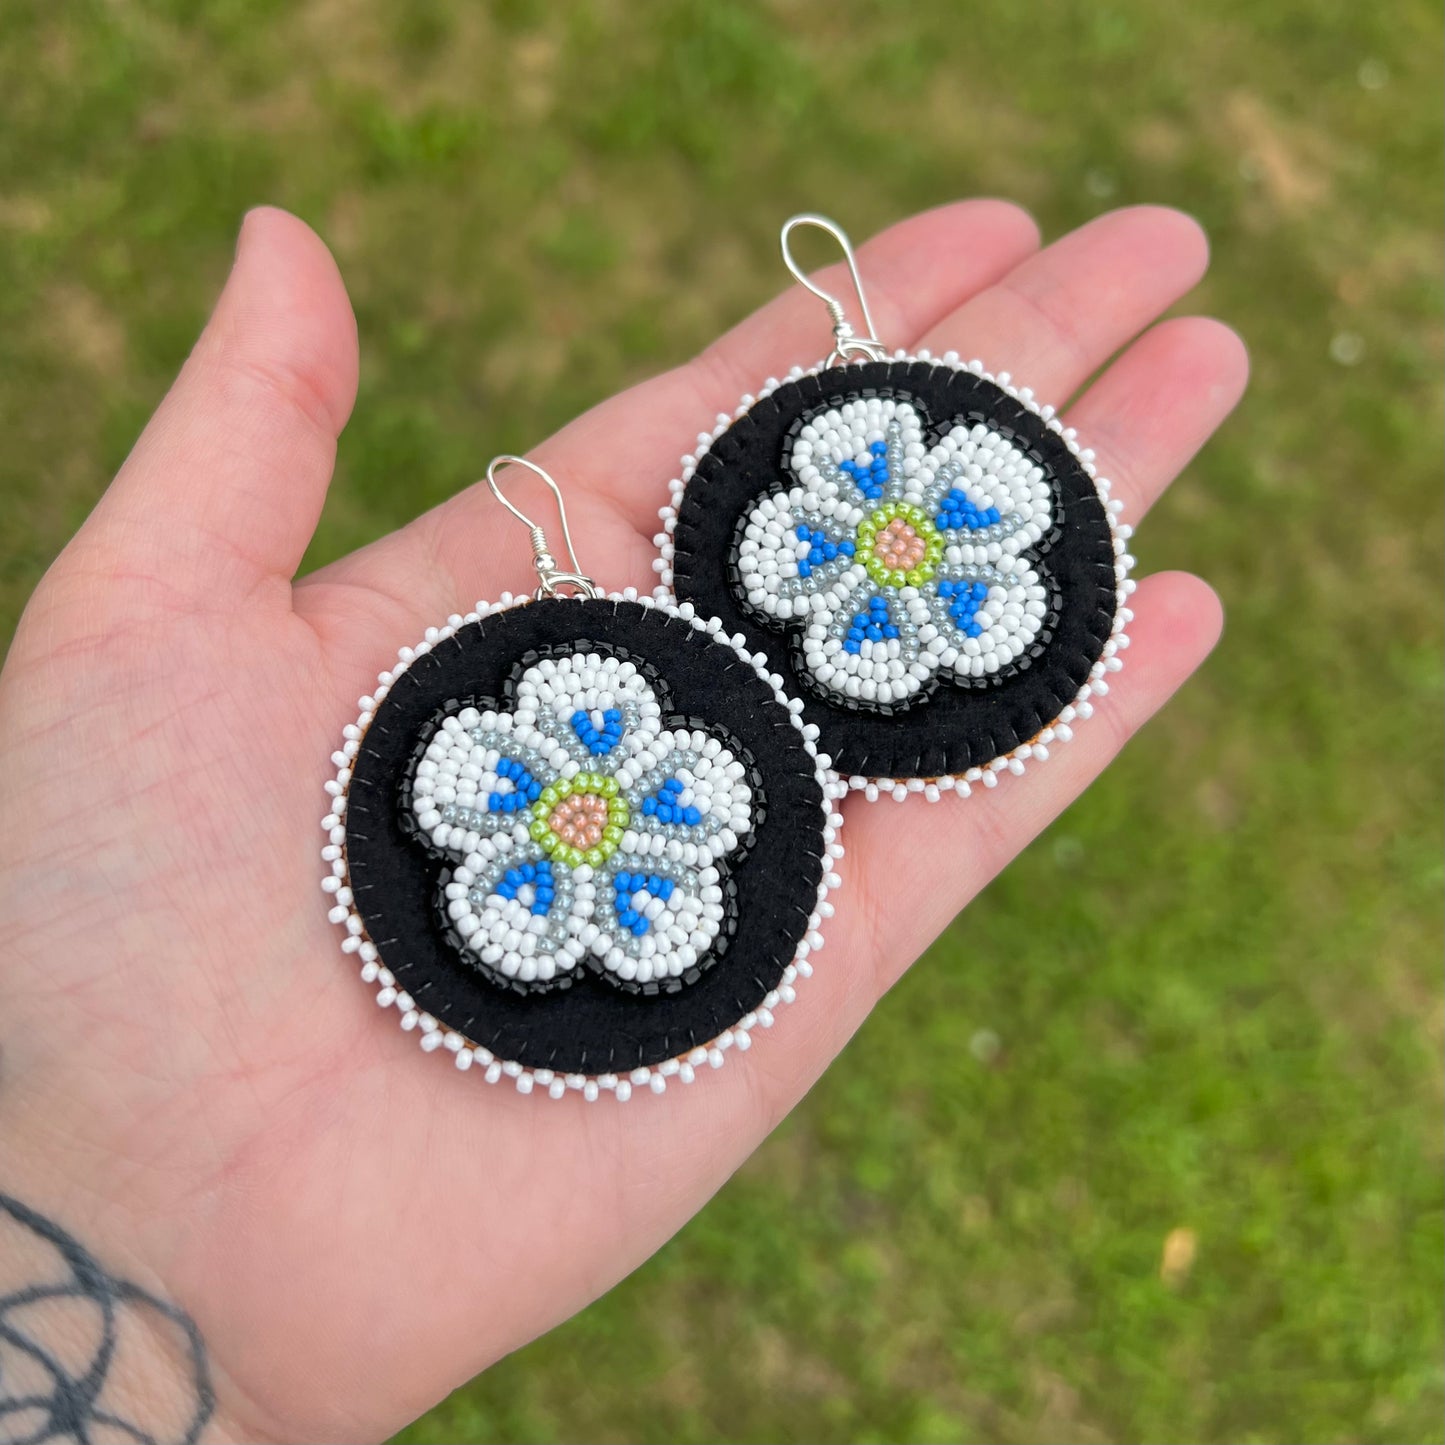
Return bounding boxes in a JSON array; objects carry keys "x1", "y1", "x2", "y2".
[
  {"x1": 484, "y1": 455, "x2": 599, "y2": 600},
  {"x1": 779, "y1": 213, "x2": 888, "y2": 367}
]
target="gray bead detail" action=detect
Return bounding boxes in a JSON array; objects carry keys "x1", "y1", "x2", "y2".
[
  {"x1": 598, "y1": 854, "x2": 710, "y2": 963},
  {"x1": 466, "y1": 846, "x2": 581, "y2": 952},
  {"x1": 772, "y1": 506, "x2": 861, "y2": 601},
  {"x1": 621, "y1": 748, "x2": 731, "y2": 843}
]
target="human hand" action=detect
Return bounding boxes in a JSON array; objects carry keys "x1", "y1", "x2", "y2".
[{"x1": 0, "y1": 201, "x2": 1245, "y2": 1443}]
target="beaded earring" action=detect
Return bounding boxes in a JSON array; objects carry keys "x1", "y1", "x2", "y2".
[
  {"x1": 656, "y1": 215, "x2": 1135, "y2": 801},
  {"x1": 322, "y1": 457, "x2": 844, "y2": 1101}
]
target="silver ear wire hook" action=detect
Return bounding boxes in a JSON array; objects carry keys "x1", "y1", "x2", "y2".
[
  {"x1": 484, "y1": 455, "x2": 600, "y2": 600},
  {"x1": 780, "y1": 213, "x2": 889, "y2": 367}
]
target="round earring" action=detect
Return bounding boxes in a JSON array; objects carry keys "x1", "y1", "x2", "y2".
[
  {"x1": 656, "y1": 215, "x2": 1134, "y2": 802},
  {"x1": 322, "y1": 457, "x2": 844, "y2": 1101}
]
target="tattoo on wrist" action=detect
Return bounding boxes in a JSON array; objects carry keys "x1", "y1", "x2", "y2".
[{"x1": 0, "y1": 1192, "x2": 214, "y2": 1445}]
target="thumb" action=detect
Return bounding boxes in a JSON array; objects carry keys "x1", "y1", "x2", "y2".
[{"x1": 73, "y1": 207, "x2": 359, "y2": 614}]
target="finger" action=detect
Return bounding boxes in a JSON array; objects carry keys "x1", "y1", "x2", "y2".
[
  {"x1": 1066, "y1": 315, "x2": 1249, "y2": 521},
  {"x1": 916, "y1": 205, "x2": 1210, "y2": 405},
  {"x1": 79, "y1": 207, "x2": 358, "y2": 608}
]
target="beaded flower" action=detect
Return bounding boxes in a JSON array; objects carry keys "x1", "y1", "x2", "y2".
[
  {"x1": 408, "y1": 651, "x2": 753, "y2": 989},
  {"x1": 736, "y1": 397, "x2": 1053, "y2": 706}
]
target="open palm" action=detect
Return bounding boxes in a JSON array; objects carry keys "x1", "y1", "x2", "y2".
[{"x1": 0, "y1": 202, "x2": 1245, "y2": 1443}]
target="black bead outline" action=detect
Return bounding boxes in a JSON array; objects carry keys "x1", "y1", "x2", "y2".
[{"x1": 396, "y1": 637, "x2": 767, "y2": 999}]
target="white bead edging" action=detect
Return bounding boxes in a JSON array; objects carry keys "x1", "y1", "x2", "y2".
[
  {"x1": 321, "y1": 587, "x2": 847, "y2": 1102},
  {"x1": 651, "y1": 351, "x2": 1136, "y2": 803}
]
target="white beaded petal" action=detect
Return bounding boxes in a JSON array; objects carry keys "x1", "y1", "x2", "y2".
[
  {"x1": 411, "y1": 715, "x2": 545, "y2": 849},
  {"x1": 514, "y1": 652, "x2": 665, "y2": 776},
  {"x1": 920, "y1": 561, "x2": 1050, "y2": 680},
  {"x1": 736, "y1": 484, "x2": 867, "y2": 621},
  {"x1": 589, "y1": 855, "x2": 721, "y2": 984},
  {"x1": 615, "y1": 727, "x2": 753, "y2": 865},
  {"x1": 922, "y1": 421, "x2": 1052, "y2": 559},
  {"x1": 801, "y1": 585, "x2": 934, "y2": 707},
  {"x1": 444, "y1": 837, "x2": 593, "y2": 983},
  {"x1": 791, "y1": 396, "x2": 927, "y2": 508}
]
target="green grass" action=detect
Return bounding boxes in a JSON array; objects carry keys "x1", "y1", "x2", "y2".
[{"x1": 1, "y1": 2, "x2": 1440, "y2": 1441}]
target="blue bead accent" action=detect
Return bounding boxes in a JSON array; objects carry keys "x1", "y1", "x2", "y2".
[
  {"x1": 843, "y1": 595, "x2": 900, "y2": 654},
  {"x1": 611, "y1": 871, "x2": 676, "y2": 937},
  {"x1": 793, "y1": 522, "x2": 856, "y2": 579},
  {"x1": 640, "y1": 777, "x2": 703, "y2": 827},
  {"x1": 496, "y1": 859, "x2": 555, "y2": 916},
  {"x1": 839, "y1": 442, "x2": 890, "y2": 501},
  {"x1": 570, "y1": 707, "x2": 624, "y2": 756},
  {"x1": 485, "y1": 756, "x2": 543, "y2": 814},
  {"x1": 935, "y1": 488, "x2": 1002, "y2": 532},
  {"x1": 937, "y1": 578, "x2": 990, "y2": 637}
]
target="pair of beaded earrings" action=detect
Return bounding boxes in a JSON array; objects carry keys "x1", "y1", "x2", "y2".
[{"x1": 323, "y1": 215, "x2": 1134, "y2": 1101}]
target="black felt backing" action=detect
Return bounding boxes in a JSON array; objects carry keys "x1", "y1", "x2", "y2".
[
  {"x1": 670, "y1": 362, "x2": 1119, "y2": 780},
  {"x1": 344, "y1": 599, "x2": 827, "y2": 1074}
]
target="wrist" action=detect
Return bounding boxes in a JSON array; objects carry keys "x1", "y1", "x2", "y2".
[{"x1": 0, "y1": 1183, "x2": 227, "y2": 1444}]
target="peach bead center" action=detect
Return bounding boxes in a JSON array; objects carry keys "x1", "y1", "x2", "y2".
[
  {"x1": 873, "y1": 518, "x2": 927, "y2": 572},
  {"x1": 548, "y1": 792, "x2": 609, "y2": 849}
]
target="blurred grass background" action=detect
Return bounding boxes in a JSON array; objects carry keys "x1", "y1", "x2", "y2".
[{"x1": 1, "y1": 1, "x2": 1440, "y2": 1441}]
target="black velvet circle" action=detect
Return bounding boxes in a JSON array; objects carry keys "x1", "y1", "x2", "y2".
[
  {"x1": 344, "y1": 599, "x2": 826, "y2": 1075},
  {"x1": 669, "y1": 361, "x2": 1119, "y2": 780}
]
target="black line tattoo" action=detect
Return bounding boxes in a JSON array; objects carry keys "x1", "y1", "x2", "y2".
[{"x1": 0, "y1": 1193, "x2": 214, "y2": 1445}]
